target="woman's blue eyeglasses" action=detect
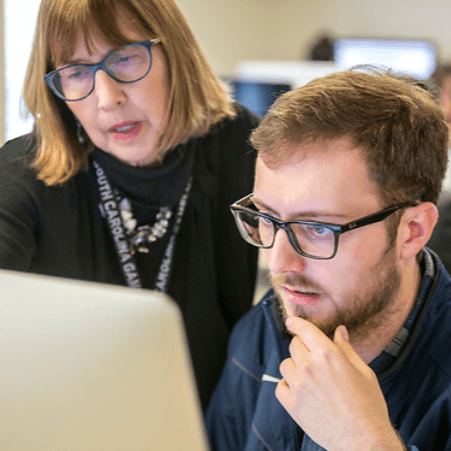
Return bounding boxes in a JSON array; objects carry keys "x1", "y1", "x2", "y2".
[{"x1": 44, "y1": 39, "x2": 160, "y2": 102}]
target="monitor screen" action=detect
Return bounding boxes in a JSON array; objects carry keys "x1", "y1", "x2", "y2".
[
  {"x1": 229, "y1": 80, "x2": 292, "y2": 117},
  {"x1": 0, "y1": 270, "x2": 210, "y2": 451},
  {"x1": 235, "y1": 60, "x2": 341, "y2": 89},
  {"x1": 334, "y1": 38, "x2": 437, "y2": 80}
]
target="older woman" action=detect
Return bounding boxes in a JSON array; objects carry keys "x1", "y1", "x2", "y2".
[{"x1": 0, "y1": 0, "x2": 259, "y2": 409}]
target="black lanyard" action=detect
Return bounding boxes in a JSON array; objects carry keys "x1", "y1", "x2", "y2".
[{"x1": 92, "y1": 159, "x2": 192, "y2": 292}]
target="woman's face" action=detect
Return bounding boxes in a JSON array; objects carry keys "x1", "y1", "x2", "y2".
[{"x1": 63, "y1": 29, "x2": 171, "y2": 166}]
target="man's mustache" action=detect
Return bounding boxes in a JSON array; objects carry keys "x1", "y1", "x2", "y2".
[{"x1": 271, "y1": 272, "x2": 324, "y2": 294}]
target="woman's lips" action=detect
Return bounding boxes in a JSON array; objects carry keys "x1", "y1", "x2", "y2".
[
  {"x1": 283, "y1": 286, "x2": 321, "y2": 306},
  {"x1": 109, "y1": 121, "x2": 143, "y2": 141}
]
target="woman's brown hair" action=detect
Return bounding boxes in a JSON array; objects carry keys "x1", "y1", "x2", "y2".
[{"x1": 24, "y1": 0, "x2": 236, "y2": 185}]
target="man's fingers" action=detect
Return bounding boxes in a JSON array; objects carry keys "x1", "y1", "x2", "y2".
[
  {"x1": 333, "y1": 325, "x2": 370, "y2": 372},
  {"x1": 285, "y1": 316, "x2": 333, "y2": 352}
]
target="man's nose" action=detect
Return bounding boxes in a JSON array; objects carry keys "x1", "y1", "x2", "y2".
[{"x1": 265, "y1": 227, "x2": 307, "y2": 277}]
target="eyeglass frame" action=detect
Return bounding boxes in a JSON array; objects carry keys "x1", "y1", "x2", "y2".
[
  {"x1": 44, "y1": 39, "x2": 161, "y2": 102},
  {"x1": 230, "y1": 194, "x2": 419, "y2": 260}
]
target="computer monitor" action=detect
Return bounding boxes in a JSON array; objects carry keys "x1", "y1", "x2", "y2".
[
  {"x1": 0, "y1": 270, "x2": 210, "y2": 451},
  {"x1": 334, "y1": 37, "x2": 437, "y2": 80},
  {"x1": 235, "y1": 60, "x2": 341, "y2": 88},
  {"x1": 229, "y1": 80, "x2": 292, "y2": 117}
]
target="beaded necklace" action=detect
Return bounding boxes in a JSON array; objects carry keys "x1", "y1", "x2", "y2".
[{"x1": 93, "y1": 159, "x2": 192, "y2": 292}]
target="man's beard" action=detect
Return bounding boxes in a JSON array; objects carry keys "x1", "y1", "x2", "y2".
[{"x1": 270, "y1": 243, "x2": 402, "y2": 342}]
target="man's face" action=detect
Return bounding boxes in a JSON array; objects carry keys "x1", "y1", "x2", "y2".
[{"x1": 253, "y1": 139, "x2": 403, "y2": 341}]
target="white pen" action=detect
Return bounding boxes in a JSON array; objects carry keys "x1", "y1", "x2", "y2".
[{"x1": 262, "y1": 374, "x2": 281, "y2": 383}]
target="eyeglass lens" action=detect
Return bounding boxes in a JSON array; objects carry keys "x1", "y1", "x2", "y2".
[
  {"x1": 234, "y1": 210, "x2": 336, "y2": 258},
  {"x1": 51, "y1": 44, "x2": 151, "y2": 100}
]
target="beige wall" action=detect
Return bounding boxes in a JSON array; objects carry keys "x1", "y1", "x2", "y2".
[
  {"x1": 176, "y1": 0, "x2": 451, "y2": 77},
  {"x1": 2, "y1": 0, "x2": 451, "y2": 141}
]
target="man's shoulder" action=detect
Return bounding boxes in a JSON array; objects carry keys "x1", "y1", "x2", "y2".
[
  {"x1": 227, "y1": 291, "x2": 285, "y2": 368},
  {"x1": 230, "y1": 290, "x2": 272, "y2": 332},
  {"x1": 429, "y1": 252, "x2": 451, "y2": 315},
  {"x1": 415, "y1": 254, "x2": 451, "y2": 369}
]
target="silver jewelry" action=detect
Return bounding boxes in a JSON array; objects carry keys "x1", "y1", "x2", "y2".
[{"x1": 117, "y1": 194, "x2": 173, "y2": 253}]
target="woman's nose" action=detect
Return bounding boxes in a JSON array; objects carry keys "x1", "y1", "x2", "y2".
[
  {"x1": 265, "y1": 227, "x2": 307, "y2": 277},
  {"x1": 94, "y1": 70, "x2": 127, "y2": 110}
]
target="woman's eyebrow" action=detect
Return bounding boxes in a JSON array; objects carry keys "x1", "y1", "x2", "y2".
[
  {"x1": 61, "y1": 45, "x2": 116, "y2": 66},
  {"x1": 62, "y1": 55, "x2": 102, "y2": 65}
]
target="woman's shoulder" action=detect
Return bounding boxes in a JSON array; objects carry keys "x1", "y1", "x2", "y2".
[
  {"x1": 214, "y1": 103, "x2": 261, "y2": 139},
  {"x1": 197, "y1": 104, "x2": 259, "y2": 161},
  {"x1": 0, "y1": 133, "x2": 39, "y2": 180},
  {"x1": 232, "y1": 102, "x2": 261, "y2": 125},
  {"x1": 1, "y1": 133, "x2": 37, "y2": 159},
  {"x1": 0, "y1": 133, "x2": 80, "y2": 196}
]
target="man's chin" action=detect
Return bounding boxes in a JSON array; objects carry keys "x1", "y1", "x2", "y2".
[{"x1": 275, "y1": 292, "x2": 340, "y2": 339}]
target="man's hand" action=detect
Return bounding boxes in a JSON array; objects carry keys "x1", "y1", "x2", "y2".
[{"x1": 275, "y1": 317, "x2": 405, "y2": 451}]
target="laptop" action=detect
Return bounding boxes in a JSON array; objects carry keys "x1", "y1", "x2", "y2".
[{"x1": 0, "y1": 269, "x2": 210, "y2": 450}]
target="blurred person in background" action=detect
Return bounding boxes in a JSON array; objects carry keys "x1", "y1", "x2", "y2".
[{"x1": 427, "y1": 64, "x2": 451, "y2": 274}]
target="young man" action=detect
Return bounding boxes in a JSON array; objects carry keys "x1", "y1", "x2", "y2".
[{"x1": 206, "y1": 70, "x2": 451, "y2": 451}]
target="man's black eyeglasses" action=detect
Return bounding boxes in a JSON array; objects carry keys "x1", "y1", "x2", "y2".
[{"x1": 230, "y1": 194, "x2": 418, "y2": 260}]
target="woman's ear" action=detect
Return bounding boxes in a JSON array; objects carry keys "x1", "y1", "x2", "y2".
[{"x1": 399, "y1": 202, "x2": 438, "y2": 259}]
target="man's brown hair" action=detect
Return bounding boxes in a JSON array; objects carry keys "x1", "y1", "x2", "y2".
[{"x1": 251, "y1": 68, "x2": 449, "y2": 207}]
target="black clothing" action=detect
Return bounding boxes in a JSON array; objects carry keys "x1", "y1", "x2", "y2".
[
  {"x1": 427, "y1": 196, "x2": 451, "y2": 275},
  {"x1": 0, "y1": 105, "x2": 260, "y2": 409}
]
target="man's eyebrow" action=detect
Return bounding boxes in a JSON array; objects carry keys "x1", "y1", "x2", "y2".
[
  {"x1": 250, "y1": 197, "x2": 275, "y2": 213},
  {"x1": 250, "y1": 196, "x2": 350, "y2": 220}
]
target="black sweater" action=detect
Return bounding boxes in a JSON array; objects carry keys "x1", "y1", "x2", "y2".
[{"x1": 0, "y1": 104, "x2": 260, "y2": 409}]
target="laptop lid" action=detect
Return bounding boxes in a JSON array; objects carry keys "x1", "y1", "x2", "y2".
[{"x1": 0, "y1": 269, "x2": 210, "y2": 451}]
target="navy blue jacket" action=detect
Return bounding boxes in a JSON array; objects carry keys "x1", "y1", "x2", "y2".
[{"x1": 206, "y1": 250, "x2": 451, "y2": 450}]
